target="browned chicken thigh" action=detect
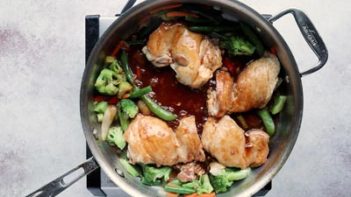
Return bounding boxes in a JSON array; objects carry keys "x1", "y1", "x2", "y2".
[
  {"x1": 142, "y1": 23, "x2": 222, "y2": 88},
  {"x1": 124, "y1": 114, "x2": 205, "y2": 166},
  {"x1": 201, "y1": 115, "x2": 269, "y2": 169},
  {"x1": 207, "y1": 53, "x2": 280, "y2": 117}
]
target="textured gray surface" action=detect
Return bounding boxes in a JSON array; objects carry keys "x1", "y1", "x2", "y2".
[{"x1": 0, "y1": 0, "x2": 350, "y2": 196}]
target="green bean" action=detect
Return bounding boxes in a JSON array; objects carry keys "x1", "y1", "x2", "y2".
[
  {"x1": 120, "y1": 50, "x2": 134, "y2": 85},
  {"x1": 129, "y1": 86, "x2": 152, "y2": 98},
  {"x1": 270, "y1": 95, "x2": 287, "y2": 115},
  {"x1": 257, "y1": 108, "x2": 275, "y2": 136},
  {"x1": 189, "y1": 26, "x2": 239, "y2": 33},
  {"x1": 240, "y1": 23, "x2": 265, "y2": 56},
  {"x1": 141, "y1": 95, "x2": 177, "y2": 121}
]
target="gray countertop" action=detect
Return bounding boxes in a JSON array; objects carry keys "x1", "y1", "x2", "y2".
[{"x1": 0, "y1": 0, "x2": 350, "y2": 196}]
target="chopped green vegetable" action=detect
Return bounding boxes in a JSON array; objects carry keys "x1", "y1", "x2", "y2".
[
  {"x1": 120, "y1": 50, "x2": 135, "y2": 85},
  {"x1": 105, "y1": 56, "x2": 115, "y2": 64},
  {"x1": 258, "y1": 108, "x2": 275, "y2": 136},
  {"x1": 94, "y1": 101, "x2": 108, "y2": 114},
  {"x1": 118, "y1": 104, "x2": 130, "y2": 131},
  {"x1": 106, "y1": 127, "x2": 126, "y2": 150},
  {"x1": 141, "y1": 165, "x2": 172, "y2": 185},
  {"x1": 119, "y1": 158, "x2": 140, "y2": 177},
  {"x1": 118, "y1": 81, "x2": 133, "y2": 98},
  {"x1": 129, "y1": 86, "x2": 152, "y2": 98},
  {"x1": 94, "y1": 69, "x2": 120, "y2": 95},
  {"x1": 96, "y1": 113, "x2": 104, "y2": 122},
  {"x1": 164, "y1": 175, "x2": 213, "y2": 195},
  {"x1": 164, "y1": 179, "x2": 196, "y2": 194},
  {"x1": 240, "y1": 23, "x2": 265, "y2": 56},
  {"x1": 210, "y1": 168, "x2": 251, "y2": 193},
  {"x1": 221, "y1": 36, "x2": 256, "y2": 56},
  {"x1": 189, "y1": 26, "x2": 238, "y2": 33},
  {"x1": 141, "y1": 95, "x2": 177, "y2": 121},
  {"x1": 270, "y1": 95, "x2": 287, "y2": 115},
  {"x1": 120, "y1": 99, "x2": 138, "y2": 118}
]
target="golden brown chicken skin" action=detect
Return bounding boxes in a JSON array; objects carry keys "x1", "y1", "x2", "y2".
[
  {"x1": 201, "y1": 115, "x2": 269, "y2": 169},
  {"x1": 124, "y1": 114, "x2": 205, "y2": 166},
  {"x1": 142, "y1": 23, "x2": 222, "y2": 89},
  {"x1": 207, "y1": 53, "x2": 280, "y2": 117}
]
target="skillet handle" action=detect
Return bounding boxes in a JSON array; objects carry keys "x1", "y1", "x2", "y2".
[
  {"x1": 269, "y1": 9, "x2": 328, "y2": 77},
  {"x1": 26, "y1": 157, "x2": 99, "y2": 197}
]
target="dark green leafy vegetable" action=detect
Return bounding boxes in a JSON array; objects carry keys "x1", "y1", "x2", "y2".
[
  {"x1": 119, "y1": 158, "x2": 140, "y2": 177},
  {"x1": 258, "y1": 108, "x2": 275, "y2": 136},
  {"x1": 141, "y1": 95, "x2": 177, "y2": 121},
  {"x1": 210, "y1": 168, "x2": 251, "y2": 193},
  {"x1": 240, "y1": 23, "x2": 265, "y2": 56},
  {"x1": 129, "y1": 86, "x2": 152, "y2": 98},
  {"x1": 106, "y1": 127, "x2": 126, "y2": 149},
  {"x1": 221, "y1": 36, "x2": 256, "y2": 56},
  {"x1": 270, "y1": 95, "x2": 287, "y2": 115},
  {"x1": 141, "y1": 165, "x2": 172, "y2": 185}
]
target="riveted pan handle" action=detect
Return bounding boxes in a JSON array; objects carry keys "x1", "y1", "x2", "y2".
[
  {"x1": 269, "y1": 9, "x2": 328, "y2": 77},
  {"x1": 26, "y1": 158, "x2": 99, "y2": 197}
]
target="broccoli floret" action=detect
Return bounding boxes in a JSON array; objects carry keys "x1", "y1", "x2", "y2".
[
  {"x1": 221, "y1": 36, "x2": 256, "y2": 56},
  {"x1": 106, "y1": 127, "x2": 126, "y2": 150},
  {"x1": 209, "y1": 168, "x2": 251, "y2": 193},
  {"x1": 120, "y1": 99, "x2": 139, "y2": 118},
  {"x1": 94, "y1": 69, "x2": 120, "y2": 95},
  {"x1": 141, "y1": 165, "x2": 172, "y2": 185},
  {"x1": 94, "y1": 101, "x2": 108, "y2": 122},
  {"x1": 197, "y1": 174, "x2": 214, "y2": 194}
]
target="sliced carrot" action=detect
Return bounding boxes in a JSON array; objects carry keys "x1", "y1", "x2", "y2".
[
  {"x1": 185, "y1": 193, "x2": 216, "y2": 197},
  {"x1": 150, "y1": 4, "x2": 182, "y2": 14},
  {"x1": 165, "y1": 11, "x2": 198, "y2": 18},
  {"x1": 166, "y1": 192, "x2": 179, "y2": 197},
  {"x1": 111, "y1": 40, "x2": 129, "y2": 57}
]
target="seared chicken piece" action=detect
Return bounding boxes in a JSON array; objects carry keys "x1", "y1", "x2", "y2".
[
  {"x1": 124, "y1": 114, "x2": 205, "y2": 166},
  {"x1": 142, "y1": 23, "x2": 183, "y2": 67},
  {"x1": 207, "y1": 53, "x2": 280, "y2": 117},
  {"x1": 143, "y1": 23, "x2": 222, "y2": 88},
  {"x1": 124, "y1": 114, "x2": 179, "y2": 166},
  {"x1": 176, "y1": 116, "x2": 206, "y2": 163},
  {"x1": 201, "y1": 115, "x2": 269, "y2": 169}
]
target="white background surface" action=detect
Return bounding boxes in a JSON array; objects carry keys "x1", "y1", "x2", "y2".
[{"x1": 0, "y1": 0, "x2": 350, "y2": 196}]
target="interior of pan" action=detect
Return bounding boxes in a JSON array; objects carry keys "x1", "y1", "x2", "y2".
[{"x1": 80, "y1": 0, "x2": 304, "y2": 196}]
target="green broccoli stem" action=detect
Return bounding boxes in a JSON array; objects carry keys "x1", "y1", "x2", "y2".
[
  {"x1": 141, "y1": 95, "x2": 177, "y2": 121},
  {"x1": 226, "y1": 168, "x2": 251, "y2": 181},
  {"x1": 118, "y1": 105, "x2": 129, "y2": 131},
  {"x1": 164, "y1": 181, "x2": 196, "y2": 194},
  {"x1": 119, "y1": 158, "x2": 140, "y2": 177},
  {"x1": 129, "y1": 86, "x2": 152, "y2": 98},
  {"x1": 270, "y1": 95, "x2": 287, "y2": 115},
  {"x1": 258, "y1": 108, "x2": 275, "y2": 136}
]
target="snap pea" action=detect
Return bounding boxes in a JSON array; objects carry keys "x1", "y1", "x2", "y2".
[
  {"x1": 270, "y1": 95, "x2": 287, "y2": 115},
  {"x1": 141, "y1": 95, "x2": 177, "y2": 121},
  {"x1": 120, "y1": 50, "x2": 135, "y2": 85},
  {"x1": 129, "y1": 86, "x2": 152, "y2": 98},
  {"x1": 257, "y1": 108, "x2": 275, "y2": 136}
]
